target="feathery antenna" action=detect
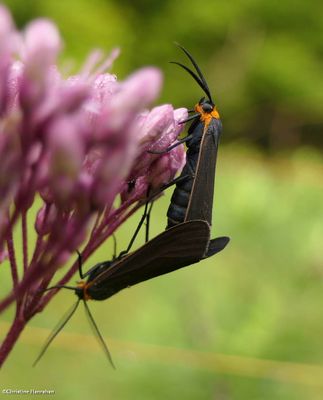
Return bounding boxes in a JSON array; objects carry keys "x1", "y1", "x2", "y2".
[
  {"x1": 171, "y1": 43, "x2": 213, "y2": 103},
  {"x1": 83, "y1": 300, "x2": 115, "y2": 369},
  {"x1": 33, "y1": 300, "x2": 81, "y2": 367}
]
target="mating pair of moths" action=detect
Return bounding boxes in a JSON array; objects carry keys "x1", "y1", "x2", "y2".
[{"x1": 35, "y1": 46, "x2": 230, "y2": 367}]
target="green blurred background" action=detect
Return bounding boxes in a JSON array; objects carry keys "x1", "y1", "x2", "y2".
[{"x1": 1, "y1": 1, "x2": 323, "y2": 399}]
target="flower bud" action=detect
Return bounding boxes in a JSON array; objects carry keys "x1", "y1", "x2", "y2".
[
  {"x1": 149, "y1": 144, "x2": 186, "y2": 188},
  {"x1": 47, "y1": 116, "x2": 84, "y2": 205}
]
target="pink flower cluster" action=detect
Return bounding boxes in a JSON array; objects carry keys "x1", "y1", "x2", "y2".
[{"x1": 0, "y1": 5, "x2": 186, "y2": 365}]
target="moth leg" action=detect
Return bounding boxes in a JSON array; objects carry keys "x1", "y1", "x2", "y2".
[
  {"x1": 119, "y1": 186, "x2": 152, "y2": 258},
  {"x1": 76, "y1": 250, "x2": 84, "y2": 279},
  {"x1": 112, "y1": 234, "x2": 117, "y2": 259},
  {"x1": 148, "y1": 134, "x2": 193, "y2": 155},
  {"x1": 145, "y1": 201, "x2": 154, "y2": 242}
]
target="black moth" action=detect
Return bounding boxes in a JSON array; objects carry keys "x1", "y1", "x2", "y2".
[
  {"x1": 150, "y1": 45, "x2": 223, "y2": 233},
  {"x1": 34, "y1": 221, "x2": 229, "y2": 367}
]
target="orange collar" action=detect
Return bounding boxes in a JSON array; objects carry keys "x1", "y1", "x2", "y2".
[
  {"x1": 76, "y1": 281, "x2": 92, "y2": 301},
  {"x1": 195, "y1": 104, "x2": 220, "y2": 129}
]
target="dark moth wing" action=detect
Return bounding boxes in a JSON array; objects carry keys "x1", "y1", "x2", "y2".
[
  {"x1": 204, "y1": 236, "x2": 230, "y2": 258},
  {"x1": 87, "y1": 220, "x2": 211, "y2": 300},
  {"x1": 184, "y1": 118, "x2": 222, "y2": 226}
]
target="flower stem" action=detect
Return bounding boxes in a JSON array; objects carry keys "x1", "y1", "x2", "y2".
[
  {"x1": 6, "y1": 222, "x2": 19, "y2": 289},
  {"x1": 22, "y1": 211, "x2": 28, "y2": 272},
  {"x1": 0, "y1": 317, "x2": 25, "y2": 368}
]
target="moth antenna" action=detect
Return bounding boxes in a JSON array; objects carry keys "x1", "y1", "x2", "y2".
[
  {"x1": 175, "y1": 43, "x2": 213, "y2": 103},
  {"x1": 83, "y1": 300, "x2": 116, "y2": 369},
  {"x1": 33, "y1": 299, "x2": 81, "y2": 367},
  {"x1": 170, "y1": 61, "x2": 208, "y2": 99}
]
